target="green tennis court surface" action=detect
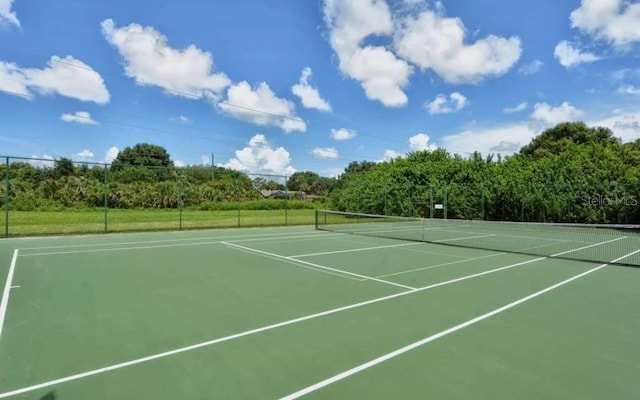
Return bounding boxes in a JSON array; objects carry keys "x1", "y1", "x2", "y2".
[{"x1": 1, "y1": 225, "x2": 639, "y2": 399}]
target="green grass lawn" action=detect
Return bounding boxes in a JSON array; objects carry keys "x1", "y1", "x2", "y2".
[{"x1": 0, "y1": 208, "x2": 317, "y2": 236}]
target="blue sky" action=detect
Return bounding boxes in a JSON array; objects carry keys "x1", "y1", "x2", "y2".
[{"x1": 1, "y1": 0, "x2": 639, "y2": 177}]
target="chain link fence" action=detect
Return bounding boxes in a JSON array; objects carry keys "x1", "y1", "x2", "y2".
[{"x1": 0, "y1": 156, "x2": 328, "y2": 237}]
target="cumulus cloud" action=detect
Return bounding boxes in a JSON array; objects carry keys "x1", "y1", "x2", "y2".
[
  {"x1": 378, "y1": 149, "x2": 404, "y2": 162},
  {"x1": 503, "y1": 102, "x2": 528, "y2": 114},
  {"x1": 101, "y1": 19, "x2": 230, "y2": 100},
  {"x1": 587, "y1": 109, "x2": 640, "y2": 142},
  {"x1": 105, "y1": 146, "x2": 119, "y2": 163},
  {"x1": 222, "y1": 134, "x2": 296, "y2": 175},
  {"x1": 322, "y1": 1, "x2": 520, "y2": 105},
  {"x1": 0, "y1": 0, "x2": 19, "y2": 27},
  {"x1": 330, "y1": 128, "x2": 357, "y2": 140},
  {"x1": 570, "y1": 0, "x2": 640, "y2": 50},
  {"x1": 28, "y1": 154, "x2": 55, "y2": 168},
  {"x1": 408, "y1": 133, "x2": 438, "y2": 151},
  {"x1": 311, "y1": 147, "x2": 339, "y2": 159},
  {"x1": 0, "y1": 57, "x2": 110, "y2": 103},
  {"x1": 61, "y1": 111, "x2": 99, "y2": 125},
  {"x1": 394, "y1": 10, "x2": 522, "y2": 84},
  {"x1": 441, "y1": 123, "x2": 537, "y2": 156},
  {"x1": 74, "y1": 150, "x2": 95, "y2": 161},
  {"x1": 0, "y1": 61, "x2": 30, "y2": 98},
  {"x1": 291, "y1": 67, "x2": 331, "y2": 111},
  {"x1": 425, "y1": 92, "x2": 468, "y2": 115},
  {"x1": 219, "y1": 81, "x2": 306, "y2": 133},
  {"x1": 531, "y1": 102, "x2": 585, "y2": 124},
  {"x1": 554, "y1": 41, "x2": 600, "y2": 68},
  {"x1": 323, "y1": 0, "x2": 413, "y2": 107}
]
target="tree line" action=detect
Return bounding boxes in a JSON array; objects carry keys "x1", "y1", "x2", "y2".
[
  {"x1": 1, "y1": 123, "x2": 639, "y2": 223},
  {"x1": 326, "y1": 122, "x2": 640, "y2": 224}
]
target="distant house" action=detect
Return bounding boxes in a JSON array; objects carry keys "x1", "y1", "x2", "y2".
[{"x1": 259, "y1": 190, "x2": 307, "y2": 200}]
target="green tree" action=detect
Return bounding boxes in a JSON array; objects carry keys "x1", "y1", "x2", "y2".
[{"x1": 111, "y1": 143, "x2": 174, "y2": 171}]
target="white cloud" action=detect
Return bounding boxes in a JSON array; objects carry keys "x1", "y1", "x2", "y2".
[
  {"x1": 394, "y1": 10, "x2": 522, "y2": 84},
  {"x1": 587, "y1": 109, "x2": 640, "y2": 143},
  {"x1": 425, "y1": 92, "x2": 468, "y2": 115},
  {"x1": 101, "y1": 19, "x2": 230, "y2": 100},
  {"x1": 222, "y1": 134, "x2": 296, "y2": 175},
  {"x1": 219, "y1": 81, "x2": 306, "y2": 133},
  {"x1": 0, "y1": 0, "x2": 19, "y2": 27},
  {"x1": 311, "y1": 147, "x2": 339, "y2": 159},
  {"x1": 291, "y1": 67, "x2": 331, "y2": 111},
  {"x1": 323, "y1": 0, "x2": 413, "y2": 107},
  {"x1": 408, "y1": 133, "x2": 438, "y2": 151},
  {"x1": 105, "y1": 146, "x2": 119, "y2": 163},
  {"x1": 0, "y1": 56, "x2": 110, "y2": 103},
  {"x1": 0, "y1": 61, "x2": 30, "y2": 98},
  {"x1": 74, "y1": 150, "x2": 95, "y2": 161},
  {"x1": 28, "y1": 154, "x2": 55, "y2": 168},
  {"x1": 61, "y1": 111, "x2": 99, "y2": 125},
  {"x1": 174, "y1": 160, "x2": 186, "y2": 167},
  {"x1": 331, "y1": 128, "x2": 357, "y2": 140},
  {"x1": 554, "y1": 41, "x2": 600, "y2": 68},
  {"x1": 518, "y1": 60, "x2": 543, "y2": 75},
  {"x1": 617, "y1": 85, "x2": 640, "y2": 95},
  {"x1": 378, "y1": 149, "x2": 404, "y2": 162},
  {"x1": 441, "y1": 123, "x2": 537, "y2": 156},
  {"x1": 531, "y1": 102, "x2": 585, "y2": 124},
  {"x1": 570, "y1": 0, "x2": 640, "y2": 50},
  {"x1": 503, "y1": 102, "x2": 528, "y2": 114}
]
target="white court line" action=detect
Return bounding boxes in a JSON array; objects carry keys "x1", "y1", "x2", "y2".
[
  {"x1": 0, "y1": 255, "x2": 547, "y2": 399},
  {"x1": 16, "y1": 230, "x2": 336, "y2": 252},
  {"x1": 19, "y1": 233, "x2": 337, "y2": 257},
  {"x1": 279, "y1": 248, "x2": 640, "y2": 400},
  {"x1": 223, "y1": 242, "x2": 416, "y2": 291},
  {"x1": 9, "y1": 286, "x2": 20, "y2": 289},
  {"x1": 224, "y1": 242, "x2": 364, "y2": 282},
  {"x1": 0, "y1": 249, "x2": 19, "y2": 341},
  {"x1": 433, "y1": 233, "x2": 496, "y2": 243},
  {"x1": 377, "y1": 252, "x2": 506, "y2": 278},
  {"x1": 291, "y1": 242, "x2": 422, "y2": 258}
]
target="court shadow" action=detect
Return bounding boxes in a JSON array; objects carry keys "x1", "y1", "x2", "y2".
[{"x1": 40, "y1": 391, "x2": 56, "y2": 400}]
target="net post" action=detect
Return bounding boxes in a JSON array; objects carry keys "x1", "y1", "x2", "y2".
[
  {"x1": 444, "y1": 184, "x2": 448, "y2": 219},
  {"x1": 429, "y1": 186, "x2": 433, "y2": 219},
  {"x1": 314, "y1": 209, "x2": 318, "y2": 230}
]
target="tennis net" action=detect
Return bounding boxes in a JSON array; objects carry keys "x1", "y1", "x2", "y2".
[{"x1": 315, "y1": 210, "x2": 640, "y2": 267}]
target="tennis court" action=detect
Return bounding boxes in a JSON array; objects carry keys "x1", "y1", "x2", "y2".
[{"x1": 1, "y1": 213, "x2": 639, "y2": 399}]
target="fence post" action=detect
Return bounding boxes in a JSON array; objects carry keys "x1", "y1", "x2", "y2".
[
  {"x1": 285, "y1": 175, "x2": 289, "y2": 226},
  {"x1": 179, "y1": 173, "x2": 184, "y2": 231},
  {"x1": 236, "y1": 174, "x2": 241, "y2": 228},
  {"x1": 4, "y1": 157, "x2": 9, "y2": 238},
  {"x1": 103, "y1": 164, "x2": 108, "y2": 233},
  {"x1": 481, "y1": 185, "x2": 486, "y2": 220}
]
